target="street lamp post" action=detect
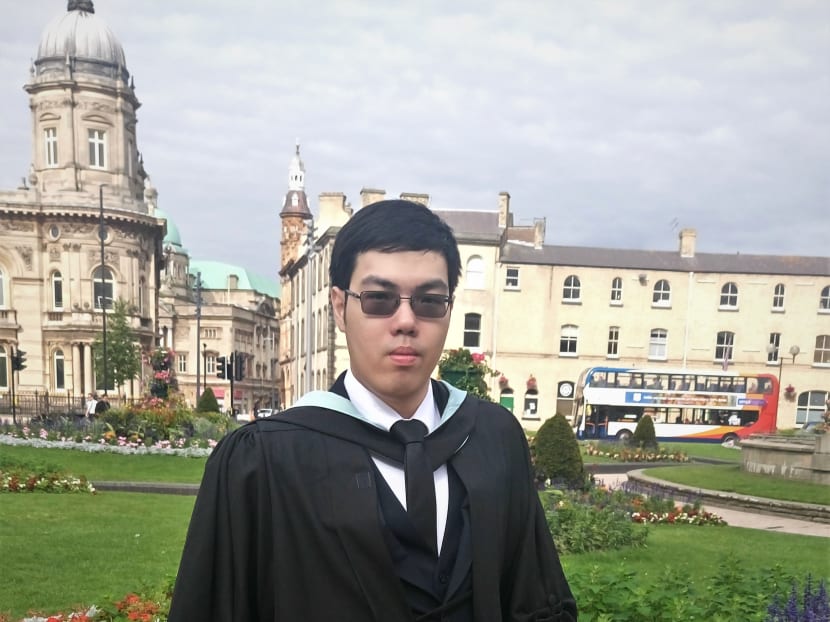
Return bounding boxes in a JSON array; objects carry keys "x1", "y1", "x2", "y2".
[
  {"x1": 99, "y1": 184, "x2": 108, "y2": 397},
  {"x1": 194, "y1": 272, "x2": 203, "y2": 402}
]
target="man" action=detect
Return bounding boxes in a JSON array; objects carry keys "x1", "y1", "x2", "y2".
[
  {"x1": 169, "y1": 200, "x2": 576, "y2": 621},
  {"x1": 84, "y1": 393, "x2": 97, "y2": 419}
]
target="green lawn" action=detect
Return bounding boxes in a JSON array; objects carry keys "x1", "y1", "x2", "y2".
[
  {"x1": 1, "y1": 492, "x2": 827, "y2": 620},
  {"x1": 0, "y1": 444, "x2": 207, "y2": 483},
  {"x1": 0, "y1": 492, "x2": 194, "y2": 619},
  {"x1": 643, "y1": 464, "x2": 830, "y2": 505}
]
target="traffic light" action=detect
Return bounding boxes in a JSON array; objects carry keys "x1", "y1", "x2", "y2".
[
  {"x1": 216, "y1": 356, "x2": 227, "y2": 379},
  {"x1": 234, "y1": 352, "x2": 244, "y2": 381},
  {"x1": 12, "y1": 349, "x2": 26, "y2": 371}
]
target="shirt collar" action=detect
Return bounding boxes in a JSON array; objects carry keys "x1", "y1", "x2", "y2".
[{"x1": 344, "y1": 369, "x2": 441, "y2": 434}]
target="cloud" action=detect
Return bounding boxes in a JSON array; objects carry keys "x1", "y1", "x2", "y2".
[{"x1": 0, "y1": 0, "x2": 828, "y2": 278}]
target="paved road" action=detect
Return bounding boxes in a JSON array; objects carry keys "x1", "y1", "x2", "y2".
[{"x1": 594, "y1": 473, "x2": 830, "y2": 539}]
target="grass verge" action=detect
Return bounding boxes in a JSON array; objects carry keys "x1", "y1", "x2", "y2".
[
  {"x1": 643, "y1": 464, "x2": 830, "y2": 505},
  {"x1": 0, "y1": 445, "x2": 207, "y2": 483}
]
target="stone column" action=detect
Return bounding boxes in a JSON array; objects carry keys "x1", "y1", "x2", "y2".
[
  {"x1": 72, "y1": 343, "x2": 81, "y2": 398},
  {"x1": 83, "y1": 343, "x2": 94, "y2": 395}
]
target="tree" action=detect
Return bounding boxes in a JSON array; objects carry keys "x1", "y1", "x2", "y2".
[
  {"x1": 632, "y1": 414, "x2": 658, "y2": 450},
  {"x1": 533, "y1": 413, "x2": 585, "y2": 489},
  {"x1": 197, "y1": 386, "x2": 220, "y2": 413},
  {"x1": 93, "y1": 298, "x2": 141, "y2": 396}
]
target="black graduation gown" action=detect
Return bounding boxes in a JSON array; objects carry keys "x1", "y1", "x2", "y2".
[{"x1": 168, "y1": 390, "x2": 577, "y2": 621}]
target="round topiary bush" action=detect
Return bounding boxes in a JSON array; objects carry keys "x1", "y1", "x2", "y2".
[
  {"x1": 197, "y1": 387, "x2": 220, "y2": 413},
  {"x1": 533, "y1": 413, "x2": 585, "y2": 489},
  {"x1": 631, "y1": 414, "x2": 658, "y2": 449}
]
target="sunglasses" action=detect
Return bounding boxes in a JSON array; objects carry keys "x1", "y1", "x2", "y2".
[{"x1": 344, "y1": 289, "x2": 453, "y2": 319}]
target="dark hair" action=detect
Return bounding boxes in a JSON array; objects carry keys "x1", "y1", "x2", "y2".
[{"x1": 329, "y1": 199, "x2": 461, "y2": 296}]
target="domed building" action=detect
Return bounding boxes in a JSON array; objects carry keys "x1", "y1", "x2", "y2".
[{"x1": 0, "y1": 0, "x2": 165, "y2": 409}]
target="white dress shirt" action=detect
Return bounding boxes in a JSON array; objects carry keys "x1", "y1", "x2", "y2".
[{"x1": 344, "y1": 370, "x2": 450, "y2": 554}]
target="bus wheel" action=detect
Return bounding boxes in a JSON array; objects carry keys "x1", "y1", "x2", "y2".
[
  {"x1": 721, "y1": 433, "x2": 739, "y2": 446},
  {"x1": 616, "y1": 429, "x2": 632, "y2": 443}
]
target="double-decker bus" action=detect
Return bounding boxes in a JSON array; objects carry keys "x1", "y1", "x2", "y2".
[{"x1": 571, "y1": 366, "x2": 779, "y2": 444}]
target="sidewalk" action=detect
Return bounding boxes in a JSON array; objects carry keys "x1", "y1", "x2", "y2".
[{"x1": 595, "y1": 472, "x2": 830, "y2": 539}]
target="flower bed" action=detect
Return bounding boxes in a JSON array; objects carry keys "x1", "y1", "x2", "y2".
[
  {"x1": 0, "y1": 469, "x2": 94, "y2": 494},
  {"x1": 583, "y1": 442, "x2": 690, "y2": 463}
]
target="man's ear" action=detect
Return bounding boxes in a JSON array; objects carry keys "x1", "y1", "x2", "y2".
[{"x1": 331, "y1": 287, "x2": 347, "y2": 331}]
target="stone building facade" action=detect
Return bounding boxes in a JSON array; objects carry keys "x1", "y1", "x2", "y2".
[
  {"x1": 0, "y1": 0, "x2": 165, "y2": 402},
  {"x1": 279, "y1": 181, "x2": 830, "y2": 430}
]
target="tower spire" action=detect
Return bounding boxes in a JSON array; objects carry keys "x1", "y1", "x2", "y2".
[{"x1": 67, "y1": 0, "x2": 95, "y2": 13}]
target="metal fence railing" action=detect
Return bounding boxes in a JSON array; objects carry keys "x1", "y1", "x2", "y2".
[{"x1": 0, "y1": 392, "x2": 141, "y2": 422}]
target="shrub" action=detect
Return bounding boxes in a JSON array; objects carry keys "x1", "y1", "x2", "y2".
[
  {"x1": 542, "y1": 490, "x2": 649, "y2": 554},
  {"x1": 533, "y1": 413, "x2": 585, "y2": 488},
  {"x1": 631, "y1": 413, "x2": 658, "y2": 449},
  {"x1": 197, "y1": 387, "x2": 220, "y2": 413}
]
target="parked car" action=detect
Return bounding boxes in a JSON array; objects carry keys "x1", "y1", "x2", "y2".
[
  {"x1": 235, "y1": 412, "x2": 253, "y2": 423},
  {"x1": 256, "y1": 408, "x2": 277, "y2": 418}
]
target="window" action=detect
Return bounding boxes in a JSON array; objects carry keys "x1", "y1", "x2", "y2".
[
  {"x1": 92, "y1": 266, "x2": 114, "y2": 309},
  {"x1": 652, "y1": 279, "x2": 671, "y2": 306},
  {"x1": 88, "y1": 129, "x2": 107, "y2": 168},
  {"x1": 52, "y1": 271, "x2": 63, "y2": 309},
  {"x1": 206, "y1": 355, "x2": 216, "y2": 375},
  {"x1": 715, "y1": 331, "x2": 735, "y2": 362},
  {"x1": 607, "y1": 326, "x2": 620, "y2": 358},
  {"x1": 203, "y1": 328, "x2": 218, "y2": 339},
  {"x1": 772, "y1": 284, "x2": 785, "y2": 310},
  {"x1": 45, "y1": 127, "x2": 58, "y2": 167},
  {"x1": 563, "y1": 275, "x2": 581, "y2": 301},
  {"x1": 464, "y1": 313, "x2": 481, "y2": 348},
  {"x1": 720, "y1": 282, "x2": 738, "y2": 308},
  {"x1": 54, "y1": 349, "x2": 65, "y2": 390},
  {"x1": 767, "y1": 333, "x2": 780, "y2": 363},
  {"x1": 610, "y1": 277, "x2": 622, "y2": 304},
  {"x1": 138, "y1": 277, "x2": 145, "y2": 315},
  {"x1": 815, "y1": 335, "x2": 830, "y2": 365},
  {"x1": 0, "y1": 347, "x2": 7, "y2": 389},
  {"x1": 177, "y1": 354, "x2": 187, "y2": 373},
  {"x1": 505, "y1": 267, "x2": 519, "y2": 289},
  {"x1": 649, "y1": 329, "x2": 668, "y2": 360},
  {"x1": 0, "y1": 268, "x2": 5, "y2": 307},
  {"x1": 560, "y1": 324, "x2": 578, "y2": 356},
  {"x1": 821, "y1": 286, "x2": 830, "y2": 311},
  {"x1": 797, "y1": 390, "x2": 829, "y2": 424},
  {"x1": 465, "y1": 256, "x2": 485, "y2": 289}
]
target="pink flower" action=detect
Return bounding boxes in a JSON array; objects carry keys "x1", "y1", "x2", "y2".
[{"x1": 471, "y1": 352, "x2": 486, "y2": 363}]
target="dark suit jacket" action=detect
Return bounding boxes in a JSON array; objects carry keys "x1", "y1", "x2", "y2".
[{"x1": 168, "y1": 387, "x2": 576, "y2": 621}]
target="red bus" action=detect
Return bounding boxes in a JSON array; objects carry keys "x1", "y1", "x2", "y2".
[{"x1": 571, "y1": 366, "x2": 779, "y2": 444}]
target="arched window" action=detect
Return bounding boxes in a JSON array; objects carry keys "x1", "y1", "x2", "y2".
[
  {"x1": 563, "y1": 275, "x2": 581, "y2": 301},
  {"x1": 715, "y1": 331, "x2": 735, "y2": 362},
  {"x1": 92, "y1": 266, "x2": 114, "y2": 310},
  {"x1": 821, "y1": 285, "x2": 830, "y2": 311},
  {"x1": 52, "y1": 271, "x2": 64, "y2": 310},
  {"x1": 772, "y1": 283, "x2": 785, "y2": 310},
  {"x1": 465, "y1": 256, "x2": 485, "y2": 289},
  {"x1": 464, "y1": 313, "x2": 481, "y2": 348},
  {"x1": 815, "y1": 335, "x2": 830, "y2": 365},
  {"x1": 649, "y1": 329, "x2": 668, "y2": 360},
  {"x1": 560, "y1": 324, "x2": 579, "y2": 355},
  {"x1": 0, "y1": 346, "x2": 7, "y2": 389},
  {"x1": 610, "y1": 277, "x2": 623, "y2": 304},
  {"x1": 138, "y1": 277, "x2": 146, "y2": 315},
  {"x1": 652, "y1": 279, "x2": 671, "y2": 306},
  {"x1": 54, "y1": 349, "x2": 65, "y2": 390},
  {"x1": 720, "y1": 282, "x2": 738, "y2": 308}
]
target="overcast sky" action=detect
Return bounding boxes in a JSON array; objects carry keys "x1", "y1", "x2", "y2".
[{"x1": 1, "y1": 1, "x2": 828, "y2": 278}]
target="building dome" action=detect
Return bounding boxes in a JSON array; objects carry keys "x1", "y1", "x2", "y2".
[
  {"x1": 35, "y1": 1, "x2": 128, "y2": 80},
  {"x1": 155, "y1": 208, "x2": 185, "y2": 250}
]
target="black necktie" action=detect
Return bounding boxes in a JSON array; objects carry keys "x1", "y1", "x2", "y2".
[{"x1": 390, "y1": 419, "x2": 437, "y2": 553}]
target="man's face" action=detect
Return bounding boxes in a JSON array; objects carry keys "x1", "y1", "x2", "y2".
[{"x1": 331, "y1": 250, "x2": 452, "y2": 417}]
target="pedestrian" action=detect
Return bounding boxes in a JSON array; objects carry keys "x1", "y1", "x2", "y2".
[
  {"x1": 94, "y1": 395, "x2": 110, "y2": 415},
  {"x1": 84, "y1": 393, "x2": 97, "y2": 419},
  {"x1": 168, "y1": 200, "x2": 577, "y2": 621}
]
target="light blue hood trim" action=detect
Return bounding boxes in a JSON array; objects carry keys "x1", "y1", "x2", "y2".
[{"x1": 293, "y1": 381, "x2": 468, "y2": 434}]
